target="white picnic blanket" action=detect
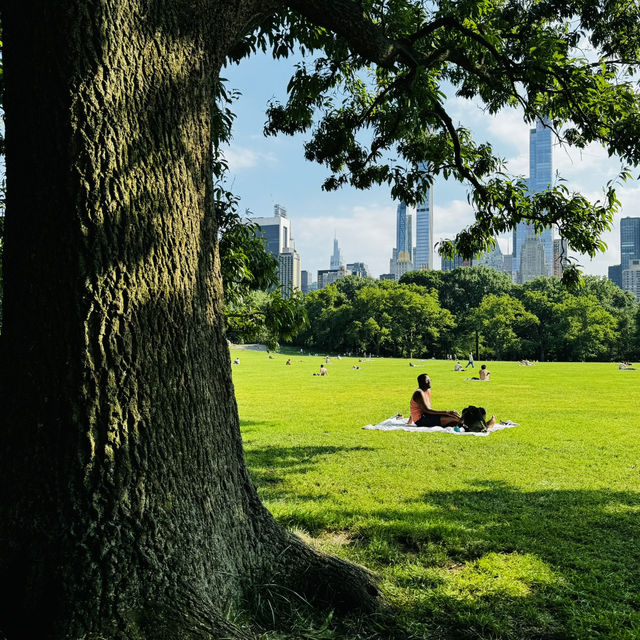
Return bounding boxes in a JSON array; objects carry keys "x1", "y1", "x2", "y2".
[{"x1": 362, "y1": 416, "x2": 518, "y2": 437}]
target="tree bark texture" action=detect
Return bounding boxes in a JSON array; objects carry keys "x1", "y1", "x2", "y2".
[{"x1": 0, "y1": 1, "x2": 377, "y2": 638}]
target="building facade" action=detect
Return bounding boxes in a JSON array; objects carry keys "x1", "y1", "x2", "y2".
[
  {"x1": 622, "y1": 259, "x2": 640, "y2": 299},
  {"x1": 346, "y1": 262, "x2": 371, "y2": 278},
  {"x1": 621, "y1": 216, "x2": 640, "y2": 272},
  {"x1": 519, "y1": 235, "x2": 547, "y2": 284},
  {"x1": 441, "y1": 255, "x2": 471, "y2": 272},
  {"x1": 608, "y1": 264, "x2": 622, "y2": 289},
  {"x1": 317, "y1": 265, "x2": 350, "y2": 289}
]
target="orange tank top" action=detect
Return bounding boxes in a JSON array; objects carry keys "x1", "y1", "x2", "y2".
[{"x1": 409, "y1": 388, "x2": 431, "y2": 424}]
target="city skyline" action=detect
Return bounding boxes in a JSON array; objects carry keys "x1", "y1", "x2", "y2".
[{"x1": 224, "y1": 51, "x2": 636, "y2": 280}]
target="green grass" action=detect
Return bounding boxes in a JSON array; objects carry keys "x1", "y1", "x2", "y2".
[{"x1": 232, "y1": 349, "x2": 640, "y2": 639}]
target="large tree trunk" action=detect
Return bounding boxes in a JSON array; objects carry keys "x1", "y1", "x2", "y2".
[{"x1": 0, "y1": 2, "x2": 377, "y2": 638}]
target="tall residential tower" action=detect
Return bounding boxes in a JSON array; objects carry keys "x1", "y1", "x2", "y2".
[
  {"x1": 512, "y1": 119, "x2": 554, "y2": 283},
  {"x1": 414, "y1": 163, "x2": 434, "y2": 270}
]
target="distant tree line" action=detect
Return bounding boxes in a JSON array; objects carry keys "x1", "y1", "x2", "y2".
[{"x1": 290, "y1": 268, "x2": 640, "y2": 362}]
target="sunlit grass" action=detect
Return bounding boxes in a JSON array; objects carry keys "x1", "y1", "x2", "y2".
[{"x1": 232, "y1": 348, "x2": 640, "y2": 639}]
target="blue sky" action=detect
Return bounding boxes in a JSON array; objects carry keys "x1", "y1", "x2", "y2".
[{"x1": 222, "y1": 52, "x2": 637, "y2": 280}]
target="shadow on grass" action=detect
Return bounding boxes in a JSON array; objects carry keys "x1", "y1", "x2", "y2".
[
  {"x1": 245, "y1": 450, "x2": 640, "y2": 639},
  {"x1": 242, "y1": 436, "x2": 375, "y2": 496},
  {"x1": 385, "y1": 481, "x2": 640, "y2": 639}
]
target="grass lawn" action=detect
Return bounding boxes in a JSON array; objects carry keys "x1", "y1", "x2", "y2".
[{"x1": 231, "y1": 348, "x2": 640, "y2": 640}]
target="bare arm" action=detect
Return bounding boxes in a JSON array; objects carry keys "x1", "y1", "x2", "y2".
[{"x1": 412, "y1": 390, "x2": 460, "y2": 419}]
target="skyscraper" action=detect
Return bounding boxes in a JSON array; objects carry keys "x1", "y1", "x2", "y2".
[
  {"x1": 251, "y1": 204, "x2": 301, "y2": 296},
  {"x1": 390, "y1": 202, "x2": 414, "y2": 278},
  {"x1": 395, "y1": 202, "x2": 408, "y2": 257},
  {"x1": 278, "y1": 248, "x2": 301, "y2": 298},
  {"x1": 519, "y1": 235, "x2": 547, "y2": 284},
  {"x1": 608, "y1": 216, "x2": 640, "y2": 290},
  {"x1": 252, "y1": 205, "x2": 291, "y2": 256},
  {"x1": 330, "y1": 236, "x2": 344, "y2": 269},
  {"x1": 414, "y1": 163, "x2": 434, "y2": 270},
  {"x1": 513, "y1": 119, "x2": 553, "y2": 281}
]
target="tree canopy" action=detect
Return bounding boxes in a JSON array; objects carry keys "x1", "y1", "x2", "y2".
[{"x1": 295, "y1": 271, "x2": 640, "y2": 361}]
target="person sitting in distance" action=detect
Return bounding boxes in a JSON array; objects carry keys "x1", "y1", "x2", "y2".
[
  {"x1": 454, "y1": 361, "x2": 463, "y2": 371},
  {"x1": 479, "y1": 364, "x2": 490, "y2": 380},
  {"x1": 286, "y1": 358, "x2": 291, "y2": 365},
  {"x1": 319, "y1": 364, "x2": 328, "y2": 376},
  {"x1": 409, "y1": 373, "x2": 461, "y2": 427}
]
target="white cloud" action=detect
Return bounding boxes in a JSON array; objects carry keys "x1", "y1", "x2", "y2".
[
  {"x1": 434, "y1": 199, "x2": 475, "y2": 239},
  {"x1": 224, "y1": 146, "x2": 277, "y2": 172}
]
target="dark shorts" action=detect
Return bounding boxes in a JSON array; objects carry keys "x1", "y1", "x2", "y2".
[{"x1": 415, "y1": 413, "x2": 442, "y2": 427}]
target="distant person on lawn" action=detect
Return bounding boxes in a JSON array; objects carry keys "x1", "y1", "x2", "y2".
[
  {"x1": 479, "y1": 364, "x2": 490, "y2": 380},
  {"x1": 409, "y1": 374, "x2": 461, "y2": 427},
  {"x1": 454, "y1": 361, "x2": 463, "y2": 371},
  {"x1": 320, "y1": 364, "x2": 328, "y2": 376},
  {"x1": 465, "y1": 352, "x2": 474, "y2": 369}
]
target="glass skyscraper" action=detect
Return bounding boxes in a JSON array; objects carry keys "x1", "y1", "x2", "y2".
[
  {"x1": 395, "y1": 202, "x2": 408, "y2": 256},
  {"x1": 621, "y1": 216, "x2": 640, "y2": 272},
  {"x1": 513, "y1": 118, "x2": 554, "y2": 282},
  {"x1": 414, "y1": 162, "x2": 434, "y2": 270}
]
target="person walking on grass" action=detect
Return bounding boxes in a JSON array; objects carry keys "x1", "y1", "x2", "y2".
[
  {"x1": 465, "y1": 352, "x2": 474, "y2": 369},
  {"x1": 409, "y1": 374, "x2": 461, "y2": 427}
]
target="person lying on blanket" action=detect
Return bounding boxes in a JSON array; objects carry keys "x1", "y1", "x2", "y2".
[{"x1": 410, "y1": 373, "x2": 462, "y2": 427}]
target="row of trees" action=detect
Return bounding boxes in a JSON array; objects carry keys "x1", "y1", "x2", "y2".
[{"x1": 291, "y1": 268, "x2": 640, "y2": 362}]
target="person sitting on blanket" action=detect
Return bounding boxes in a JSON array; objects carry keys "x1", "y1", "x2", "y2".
[
  {"x1": 409, "y1": 373, "x2": 461, "y2": 427},
  {"x1": 479, "y1": 364, "x2": 490, "y2": 380}
]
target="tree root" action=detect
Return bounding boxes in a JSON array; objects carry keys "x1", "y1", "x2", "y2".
[{"x1": 251, "y1": 529, "x2": 382, "y2": 623}]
